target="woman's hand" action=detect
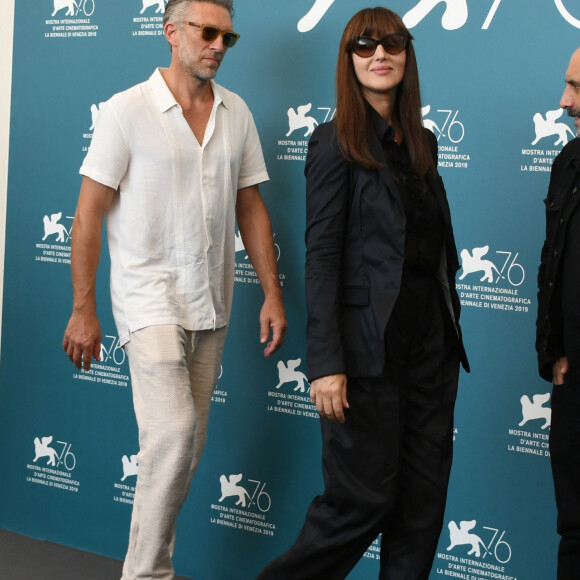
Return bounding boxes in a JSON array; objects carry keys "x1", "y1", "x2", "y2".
[
  {"x1": 553, "y1": 356, "x2": 569, "y2": 385},
  {"x1": 310, "y1": 373, "x2": 349, "y2": 423}
]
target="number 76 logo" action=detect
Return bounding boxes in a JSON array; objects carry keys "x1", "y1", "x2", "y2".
[{"x1": 459, "y1": 246, "x2": 525, "y2": 287}]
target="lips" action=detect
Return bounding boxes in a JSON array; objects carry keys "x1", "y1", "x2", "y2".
[{"x1": 202, "y1": 51, "x2": 222, "y2": 64}]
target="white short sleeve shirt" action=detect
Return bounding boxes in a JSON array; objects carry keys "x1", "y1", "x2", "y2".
[{"x1": 80, "y1": 68, "x2": 269, "y2": 345}]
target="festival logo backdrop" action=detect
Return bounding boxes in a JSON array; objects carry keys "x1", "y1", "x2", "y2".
[{"x1": 1, "y1": 1, "x2": 577, "y2": 578}]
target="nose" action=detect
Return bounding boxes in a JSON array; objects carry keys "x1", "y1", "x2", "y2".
[
  {"x1": 374, "y1": 43, "x2": 389, "y2": 59},
  {"x1": 209, "y1": 33, "x2": 225, "y2": 52},
  {"x1": 560, "y1": 85, "x2": 573, "y2": 109}
]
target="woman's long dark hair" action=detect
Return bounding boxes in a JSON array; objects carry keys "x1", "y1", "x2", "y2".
[{"x1": 335, "y1": 7, "x2": 433, "y2": 175}]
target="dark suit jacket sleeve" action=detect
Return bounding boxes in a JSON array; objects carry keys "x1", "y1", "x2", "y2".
[
  {"x1": 536, "y1": 235, "x2": 560, "y2": 382},
  {"x1": 304, "y1": 123, "x2": 350, "y2": 381},
  {"x1": 426, "y1": 127, "x2": 470, "y2": 372},
  {"x1": 536, "y1": 150, "x2": 568, "y2": 381}
]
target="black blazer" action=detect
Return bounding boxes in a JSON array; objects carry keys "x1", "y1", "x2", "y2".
[
  {"x1": 304, "y1": 119, "x2": 469, "y2": 381},
  {"x1": 536, "y1": 137, "x2": 580, "y2": 381}
]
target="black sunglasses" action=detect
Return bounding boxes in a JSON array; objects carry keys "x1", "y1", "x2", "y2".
[
  {"x1": 184, "y1": 21, "x2": 240, "y2": 48},
  {"x1": 351, "y1": 32, "x2": 411, "y2": 58}
]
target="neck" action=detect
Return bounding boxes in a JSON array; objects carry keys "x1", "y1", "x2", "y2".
[
  {"x1": 363, "y1": 90, "x2": 395, "y2": 125},
  {"x1": 161, "y1": 65, "x2": 214, "y2": 110}
]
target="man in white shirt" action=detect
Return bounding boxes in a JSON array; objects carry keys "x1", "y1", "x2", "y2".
[{"x1": 62, "y1": 1, "x2": 287, "y2": 578}]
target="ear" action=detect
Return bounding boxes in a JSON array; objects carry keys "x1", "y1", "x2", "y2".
[{"x1": 164, "y1": 21, "x2": 180, "y2": 49}]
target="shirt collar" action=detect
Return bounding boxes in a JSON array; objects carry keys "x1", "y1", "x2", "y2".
[{"x1": 149, "y1": 67, "x2": 226, "y2": 113}]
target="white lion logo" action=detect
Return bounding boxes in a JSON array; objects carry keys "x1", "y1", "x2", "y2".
[
  {"x1": 519, "y1": 393, "x2": 551, "y2": 429},
  {"x1": 421, "y1": 105, "x2": 441, "y2": 138},
  {"x1": 286, "y1": 104, "x2": 318, "y2": 138},
  {"x1": 459, "y1": 246, "x2": 502, "y2": 283},
  {"x1": 42, "y1": 212, "x2": 69, "y2": 243},
  {"x1": 447, "y1": 520, "x2": 487, "y2": 557},
  {"x1": 140, "y1": 0, "x2": 167, "y2": 15},
  {"x1": 33, "y1": 436, "x2": 58, "y2": 466},
  {"x1": 275, "y1": 358, "x2": 310, "y2": 393},
  {"x1": 532, "y1": 108, "x2": 575, "y2": 147},
  {"x1": 219, "y1": 474, "x2": 250, "y2": 507},
  {"x1": 52, "y1": 0, "x2": 78, "y2": 17},
  {"x1": 121, "y1": 454, "x2": 139, "y2": 481}
]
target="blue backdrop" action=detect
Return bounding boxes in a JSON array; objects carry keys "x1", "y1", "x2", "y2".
[{"x1": 2, "y1": 1, "x2": 579, "y2": 579}]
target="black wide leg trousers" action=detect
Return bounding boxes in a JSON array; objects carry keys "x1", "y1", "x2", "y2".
[
  {"x1": 258, "y1": 347, "x2": 459, "y2": 580},
  {"x1": 550, "y1": 349, "x2": 580, "y2": 580}
]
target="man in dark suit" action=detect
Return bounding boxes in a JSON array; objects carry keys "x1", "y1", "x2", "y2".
[{"x1": 536, "y1": 47, "x2": 580, "y2": 580}]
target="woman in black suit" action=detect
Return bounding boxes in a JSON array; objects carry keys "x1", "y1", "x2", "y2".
[{"x1": 259, "y1": 7, "x2": 468, "y2": 579}]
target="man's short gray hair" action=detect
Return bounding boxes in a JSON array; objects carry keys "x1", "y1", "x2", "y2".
[{"x1": 163, "y1": 0, "x2": 234, "y2": 29}]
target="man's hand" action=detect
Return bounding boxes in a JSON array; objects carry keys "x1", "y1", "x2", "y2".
[
  {"x1": 236, "y1": 184, "x2": 288, "y2": 357},
  {"x1": 553, "y1": 356, "x2": 569, "y2": 385},
  {"x1": 310, "y1": 373, "x2": 349, "y2": 423},
  {"x1": 63, "y1": 312, "x2": 102, "y2": 371},
  {"x1": 260, "y1": 293, "x2": 287, "y2": 357},
  {"x1": 62, "y1": 177, "x2": 115, "y2": 372}
]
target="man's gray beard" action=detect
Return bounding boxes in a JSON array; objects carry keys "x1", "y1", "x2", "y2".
[
  {"x1": 566, "y1": 108, "x2": 580, "y2": 138},
  {"x1": 178, "y1": 46, "x2": 220, "y2": 82}
]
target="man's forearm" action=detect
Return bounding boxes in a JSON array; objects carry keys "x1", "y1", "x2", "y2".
[
  {"x1": 70, "y1": 212, "x2": 103, "y2": 313},
  {"x1": 237, "y1": 188, "x2": 281, "y2": 297}
]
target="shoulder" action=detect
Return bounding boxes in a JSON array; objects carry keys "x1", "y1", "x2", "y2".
[
  {"x1": 95, "y1": 81, "x2": 151, "y2": 128},
  {"x1": 311, "y1": 120, "x2": 336, "y2": 139},
  {"x1": 549, "y1": 138, "x2": 580, "y2": 184},
  {"x1": 89, "y1": 82, "x2": 147, "y2": 137},
  {"x1": 109, "y1": 79, "x2": 150, "y2": 107},
  {"x1": 554, "y1": 137, "x2": 580, "y2": 166},
  {"x1": 308, "y1": 121, "x2": 341, "y2": 157},
  {"x1": 212, "y1": 81, "x2": 251, "y2": 116},
  {"x1": 306, "y1": 121, "x2": 348, "y2": 177}
]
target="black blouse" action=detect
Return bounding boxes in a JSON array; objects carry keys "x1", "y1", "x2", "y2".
[
  {"x1": 378, "y1": 120, "x2": 444, "y2": 275},
  {"x1": 371, "y1": 110, "x2": 452, "y2": 363}
]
